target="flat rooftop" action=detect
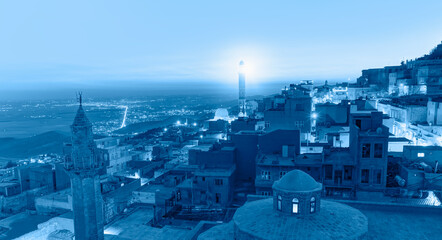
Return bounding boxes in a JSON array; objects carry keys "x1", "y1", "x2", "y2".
[
  {"x1": 104, "y1": 207, "x2": 190, "y2": 240},
  {"x1": 0, "y1": 182, "x2": 19, "y2": 187},
  {"x1": 348, "y1": 202, "x2": 442, "y2": 239},
  {"x1": 135, "y1": 183, "x2": 175, "y2": 194},
  {"x1": 0, "y1": 212, "x2": 52, "y2": 239},
  {"x1": 36, "y1": 188, "x2": 70, "y2": 202},
  {"x1": 195, "y1": 165, "x2": 236, "y2": 177}
]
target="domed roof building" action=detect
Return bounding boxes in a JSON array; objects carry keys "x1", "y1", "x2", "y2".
[
  {"x1": 272, "y1": 170, "x2": 322, "y2": 217},
  {"x1": 214, "y1": 108, "x2": 230, "y2": 120},
  {"x1": 198, "y1": 170, "x2": 368, "y2": 240}
]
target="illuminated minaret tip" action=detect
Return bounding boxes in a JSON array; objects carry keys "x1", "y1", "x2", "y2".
[{"x1": 238, "y1": 60, "x2": 246, "y2": 117}]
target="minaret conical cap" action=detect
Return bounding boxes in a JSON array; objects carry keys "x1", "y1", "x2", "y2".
[{"x1": 72, "y1": 105, "x2": 92, "y2": 127}]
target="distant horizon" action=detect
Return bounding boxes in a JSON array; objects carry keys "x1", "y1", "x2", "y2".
[
  {"x1": 0, "y1": 78, "x2": 346, "y2": 101},
  {"x1": 1, "y1": 1, "x2": 442, "y2": 91}
]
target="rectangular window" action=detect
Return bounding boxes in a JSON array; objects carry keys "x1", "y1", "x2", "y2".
[
  {"x1": 374, "y1": 144, "x2": 383, "y2": 158},
  {"x1": 362, "y1": 144, "x2": 371, "y2": 158},
  {"x1": 277, "y1": 196, "x2": 282, "y2": 211},
  {"x1": 261, "y1": 191, "x2": 270, "y2": 196},
  {"x1": 261, "y1": 171, "x2": 271, "y2": 180},
  {"x1": 215, "y1": 179, "x2": 223, "y2": 185},
  {"x1": 310, "y1": 198, "x2": 316, "y2": 213},
  {"x1": 292, "y1": 199, "x2": 299, "y2": 213},
  {"x1": 374, "y1": 169, "x2": 382, "y2": 184},
  {"x1": 361, "y1": 169, "x2": 369, "y2": 184},
  {"x1": 418, "y1": 152, "x2": 425, "y2": 157},
  {"x1": 325, "y1": 165, "x2": 333, "y2": 180},
  {"x1": 355, "y1": 119, "x2": 362, "y2": 129},
  {"x1": 280, "y1": 171, "x2": 287, "y2": 179},
  {"x1": 344, "y1": 166, "x2": 352, "y2": 180}
]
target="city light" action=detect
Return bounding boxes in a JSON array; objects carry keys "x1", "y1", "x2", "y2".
[
  {"x1": 193, "y1": 123, "x2": 197, "y2": 126},
  {"x1": 312, "y1": 113, "x2": 318, "y2": 119},
  {"x1": 176, "y1": 120, "x2": 181, "y2": 125},
  {"x1": 164, "y1": 128, "x2": 168, "y2": 132},
  {"x1": 104, "y1": 227, "x2": 123, "y2": 235},
  {"x1": 426, "y1": 191, "x2": 441, "y2": 206}
]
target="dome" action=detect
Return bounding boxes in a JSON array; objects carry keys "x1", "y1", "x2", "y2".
[
  {"x1": 273, "y1": 170, "x2": 322, "y2": 192},
  {"x1": 232, "y1": 198, "x2": 368, "y2": 240},
  {"x1": 214, "y1": 108, "x2": 229, "y2": 120}
]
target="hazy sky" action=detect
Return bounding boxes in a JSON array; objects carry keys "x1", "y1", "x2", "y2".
[{"x1": 1, "y1": 0, "x2": 442, "y2": 90}]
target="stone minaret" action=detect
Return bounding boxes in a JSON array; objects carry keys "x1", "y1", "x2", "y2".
[
  {"x1": 238, "y1": 60, "x2": 246, "y2": 117},
  {"x1": 64, "y1": 95, "x2": 104, "y2": 240}
]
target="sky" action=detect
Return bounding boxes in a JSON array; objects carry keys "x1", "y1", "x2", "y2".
[{"x1": 1, "y1": 0, "x2": 442, "y2": 91}]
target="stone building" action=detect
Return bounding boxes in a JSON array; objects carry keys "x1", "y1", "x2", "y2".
[
  {"x1": 315, "y1": 101, "x2": 350, "y2": 127},
  {"x1": 95, "y1": 137, "x2": 133, "y2": 175},
  {"x1": 349, "y1": 111, "x2": 389, "y2": 194},
  {"x1": 264, "y1": 85, "x2": 312, "y2": 140},
  {"x1": 198, "y1": 170, "x2": 368, "y2": 240},
  {"x1": 180, "y1": 144, "x2": 236, "y2": 207},
  {"x1": 427, "y1": 97, "x2": 442, "y2": 125},
  {"x1": 357, "y1": 42, "x2": 442, "y2": 95}
]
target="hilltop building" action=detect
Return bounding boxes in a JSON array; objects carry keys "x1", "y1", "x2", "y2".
[{"x1": 357, "y1": 42, "x2": 442, "y2": 96}]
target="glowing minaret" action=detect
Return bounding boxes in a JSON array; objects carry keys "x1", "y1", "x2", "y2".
[
  {"x1": 238, "y1": 60, "x2": 246, "y2": 117},
  {"x1": 64, "y1": 94, "x2": 104, "y2": 240}
]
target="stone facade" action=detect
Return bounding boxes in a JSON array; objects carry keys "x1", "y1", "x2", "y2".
[{"x1": 64, "y1": 101, "x2": 105, "y2": 240}]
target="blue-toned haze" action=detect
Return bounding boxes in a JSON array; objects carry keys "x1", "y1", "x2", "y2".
[{"x1": 0, "y1": 0, "x2": 442, "y2": 96}]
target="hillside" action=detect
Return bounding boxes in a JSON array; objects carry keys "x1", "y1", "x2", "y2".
[
  {"x1": 113, "y1": 115, "x2": 201, "y2": 135},
  {"x1": 0, "y1": 131, "x2": 69, "y2": 160}
]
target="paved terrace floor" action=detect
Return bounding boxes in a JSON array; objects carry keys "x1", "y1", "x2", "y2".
[
  {"x1": 0, "y1": 212, "x2": 52, "y2": 239},
  {"x1": 104, "y1": 207, "x2": 191, "y2": 240},
  {"x1": 197, "y1": 200, "x2": 442, "y2": 240},
  {"x1": 349, "y1": 203, "x2": 442, "y2": 240}
]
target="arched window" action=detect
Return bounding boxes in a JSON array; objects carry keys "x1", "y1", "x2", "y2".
[
  {"x1": 292, "y1": 198, "x2": 299, "y2": 214},
  {"x1": 310, "y1": 197, "x2": 316, "y2": 213},
  {"x1": 277, "y1": 195, "x2": 282, "y2": 211}
]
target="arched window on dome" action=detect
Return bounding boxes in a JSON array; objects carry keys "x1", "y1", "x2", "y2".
[
  {"x1": 277, "y1": 195, "x2": 282, "y2": 211},
  {"x1": 292, "y1": 198, "x2": 299, "y2": 214},
  {"x1": 310, "y1": 197, "x2": 316, "y2": 213}
]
